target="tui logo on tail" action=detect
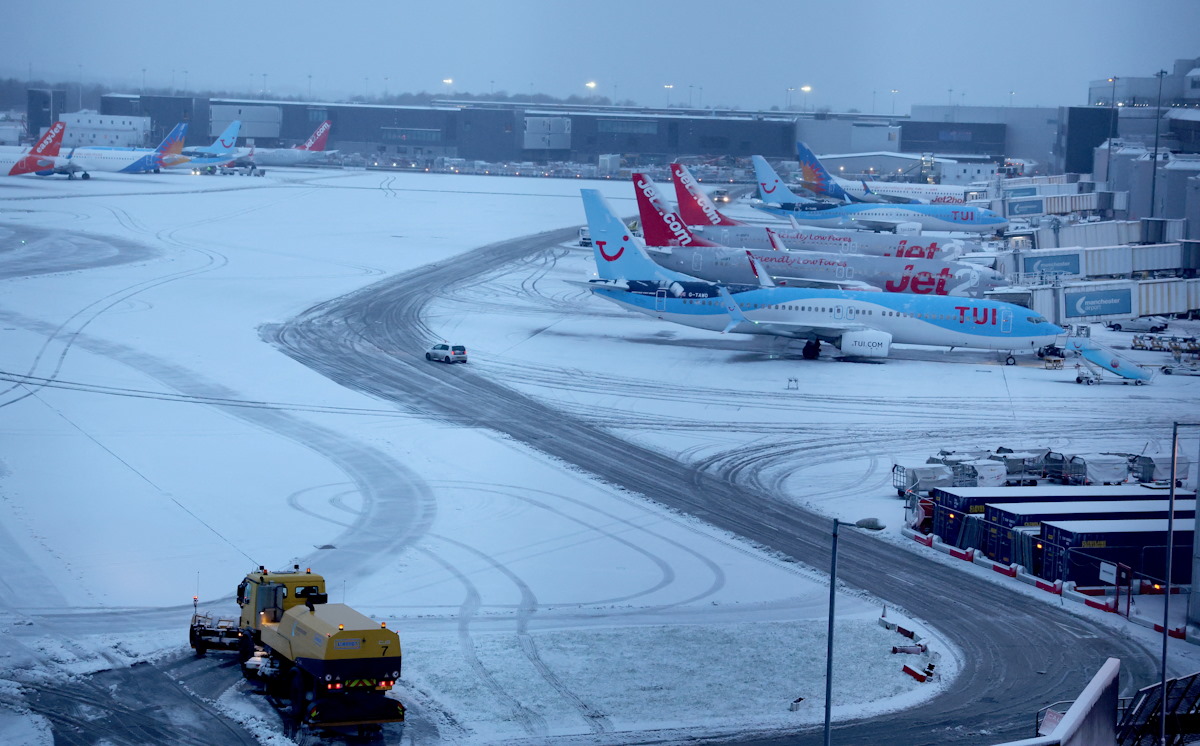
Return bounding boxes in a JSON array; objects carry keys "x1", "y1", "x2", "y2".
[{"x1": 596, "y1": 239, "x2": 624, "y2": 262}]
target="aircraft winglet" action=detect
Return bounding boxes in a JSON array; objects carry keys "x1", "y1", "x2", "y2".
[
  {"x1": 764, "y1": 227, "x2": 788, "y2": 251},
  {"x1": 716, "y1": 285, "x2": 750, "y2": 333},
  {"x1": 745, "y1": 251, "x2": 776, "y2": 289}
]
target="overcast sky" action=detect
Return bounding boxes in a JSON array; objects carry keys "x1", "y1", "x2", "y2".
[{"x1": 2, "y1": 0, "x2": 1197, "y2": 114}]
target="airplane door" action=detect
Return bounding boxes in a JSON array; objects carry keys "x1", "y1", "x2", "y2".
[
  {"x1": 692, "y1": 252, "x2": 703, "y2": 272},
  {"x1": 833, "y1": 304, "x2": 844, "y2": 320},
  {"x1": 1000, "y1": 308, "x2": 1013, "y2": 333},
  {"x1": 655, "y1": 288, "x2": 667, "y2": 312}
]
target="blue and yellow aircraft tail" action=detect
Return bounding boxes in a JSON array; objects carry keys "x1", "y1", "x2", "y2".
[
  {"x1": 149, "y1": 122, "x2": 188, "y2": 168},
  {"x1": 795, "y1": 141, "x2": 859, "y2": 202}
]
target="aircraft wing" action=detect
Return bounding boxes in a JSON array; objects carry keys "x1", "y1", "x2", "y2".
[
  {"x1": 716, "y1": 286, "x2": 867, "y2": 340},
  {"x1": 840, "y1": 216, "x2": 911, "y2": 232},
  {"x1": 565, "y1": 278, "x2": 631, "y2": 291},
  {"x1": 742, "y1": 317, "x2": 869, "y2": 340},
  {"x1": 870, "y1": 192, "x2": 924, "y2": 205},
  {"x1": 771, "y1": 276, "x2": 882, "y2": 292}
]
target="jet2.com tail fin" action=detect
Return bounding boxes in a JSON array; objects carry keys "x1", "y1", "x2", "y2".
[
  {"x1": 632, "y1": 173, "x2": 720, "y2": 248},
  {"x1": 581, "y1": 189, "x2": 695, "y2": 284},
  {"x1": 670, "y1": 162, "x2": 743, "y2": 226},
  {"x1": 299, "y1": 120, "x2": 332, "y2": 151},
  {"x1": 751, "y1": 155, "x2": 807, "y2": 204}
]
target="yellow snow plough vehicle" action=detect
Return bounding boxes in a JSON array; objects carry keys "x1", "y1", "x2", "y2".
[{"x1": 189, "y1": 565, "x2": 404, "y2": 729}]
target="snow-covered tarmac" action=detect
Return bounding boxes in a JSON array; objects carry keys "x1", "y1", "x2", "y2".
[{"x1": 0, "y1": 168, "x2": 1196, "y2": 744}]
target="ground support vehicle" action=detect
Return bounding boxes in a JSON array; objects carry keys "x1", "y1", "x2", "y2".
[
  {"x1": 892, "y1": 463, "x2": 953, "y2": 497},
  {"x1": 189, "y1": 609, "x2": 240, "y2": 655},
  {"x1": 189, "y1": 566, "x2": 405, "y2": 731},
  {"x1": 1106, "y1": 317, "x2": 1169, "y2": 334},
  {"x1": 1163, "y1": 362, "x2": 1200, "y2": 376}
]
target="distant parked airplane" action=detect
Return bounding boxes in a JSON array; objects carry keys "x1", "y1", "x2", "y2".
[
  {"x1": 751, "y1": 156, "x2": 1007, "y2": 235},
  {"x1": 164, "y1": 121, "x2": 242, "y2": 171},
  {"x1": 577, "y1": 188, "x2": 1058, "y2": 362},
  {"x1": 670, "y1": 162, "x2": 977, "y2": 260},
  {"x1": 53, "y1": 123, "x2": 188, "y2": 178},
  {"x1": 795, "y1": 141, "x2": 968, "y2": 205},
  {"x1": 225, "y1": 120, "x2": 337, "y2": 168},
  {"x1": 633, "y1": 173, "x2": 1007, "y2": 298}
]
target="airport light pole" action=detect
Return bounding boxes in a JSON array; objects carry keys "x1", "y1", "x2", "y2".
[
  {"x1": 1105, "y1": 77, "x2": 1118, "y2": 187},
  {"x1": 824, "y1": 517, "x2": 885, "y2": 746},
  {"x1": 786, "y1": 87, "x2": 795, "y2": 110},
  {"x1": 1150, "y1": 69, "x2": 1167, "y2": 218},
  {"x1": 1161, "y1": 422, "x2": 1199, "y2": 746},
  {"x1": 801, "y1": 85, "x2": 811, "y2": 113},
  {"x1": 890, "y1": 89, "x2": 898, "y2": 116},
  {"x1": 664, "y1": 84, "x2": 673, "y2": 107}
]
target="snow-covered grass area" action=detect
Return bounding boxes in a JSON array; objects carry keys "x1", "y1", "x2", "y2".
[{"x1": 0, "y1": 167, "x2": 1196, "y2": 744}]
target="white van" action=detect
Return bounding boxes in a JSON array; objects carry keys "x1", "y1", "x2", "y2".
[{"x1": 1106, "y1": 317, "x2": 1168, "y2": 333}]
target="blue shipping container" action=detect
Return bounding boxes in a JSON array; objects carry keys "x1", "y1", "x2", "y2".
[
  {"x1": 984, "y1": 500, "x2": 1196, "y2": 564},
  {"x1": 1039, "y1": 518, "x2": 1195, "y2": 586},
  {"x1": 928, "y1": 486, "x2": 1194, "y2": 548}
]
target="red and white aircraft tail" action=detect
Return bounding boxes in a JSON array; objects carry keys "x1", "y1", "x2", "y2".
[
  {"x1": 8, "y1": 121, "x2": 66, "y2": 175},
  {"x1": 632, "y1": 172, "x2": 722, "y2": 248},
  {"x1": 297, "y1": 120, "x2": 332, "y2": 151},
  {"x1": 670, "y1": 162, "x2": 744, "y2": 227}
]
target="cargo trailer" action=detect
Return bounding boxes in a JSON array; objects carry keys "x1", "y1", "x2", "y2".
[
  {"x1": 927, "y1": 484, "x2": 1194, "y2": 548},
  {"x1": 1039, "y1": 518, "x2": 1195, "y2": 587},
  {"x1": 984, "y1": 499, "x2": 1196, "y2": 565}
]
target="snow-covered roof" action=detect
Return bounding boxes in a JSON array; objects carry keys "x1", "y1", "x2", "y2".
[
  {"x1": 816, "y1": 151, "x2": 960, "y2": 164},
  {"x1": 1042, "y1": 518, "x2": 1195, "y2": 534}
]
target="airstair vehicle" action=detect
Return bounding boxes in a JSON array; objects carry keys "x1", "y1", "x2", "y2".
[{"x1": 1063, "y1": 336, "x2": 1153, "y2": 386}]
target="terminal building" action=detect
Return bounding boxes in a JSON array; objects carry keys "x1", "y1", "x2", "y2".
[{"x1": 16, "y1": 89, "x2": 1166, "y2": 180}]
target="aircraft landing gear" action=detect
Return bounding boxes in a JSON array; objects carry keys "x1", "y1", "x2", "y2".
[
  {"x1": 81, "y1": 172, "x2": 90, "y2": 180},
  {"x1": 1005, "y1": 355, "x2": 1016, "y2": 366},
  {"x1": 802, "y1": 340, "x2": 821, "y2": 360}
]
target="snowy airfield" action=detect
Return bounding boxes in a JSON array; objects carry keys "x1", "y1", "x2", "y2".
[{"x1": 0, "y1": 167, "x2": 1198, "y2": 745}]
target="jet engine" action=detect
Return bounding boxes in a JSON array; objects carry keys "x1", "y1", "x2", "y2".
[{"x1": 838, "y1": 329, "x2": 892, "y2": 358}]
